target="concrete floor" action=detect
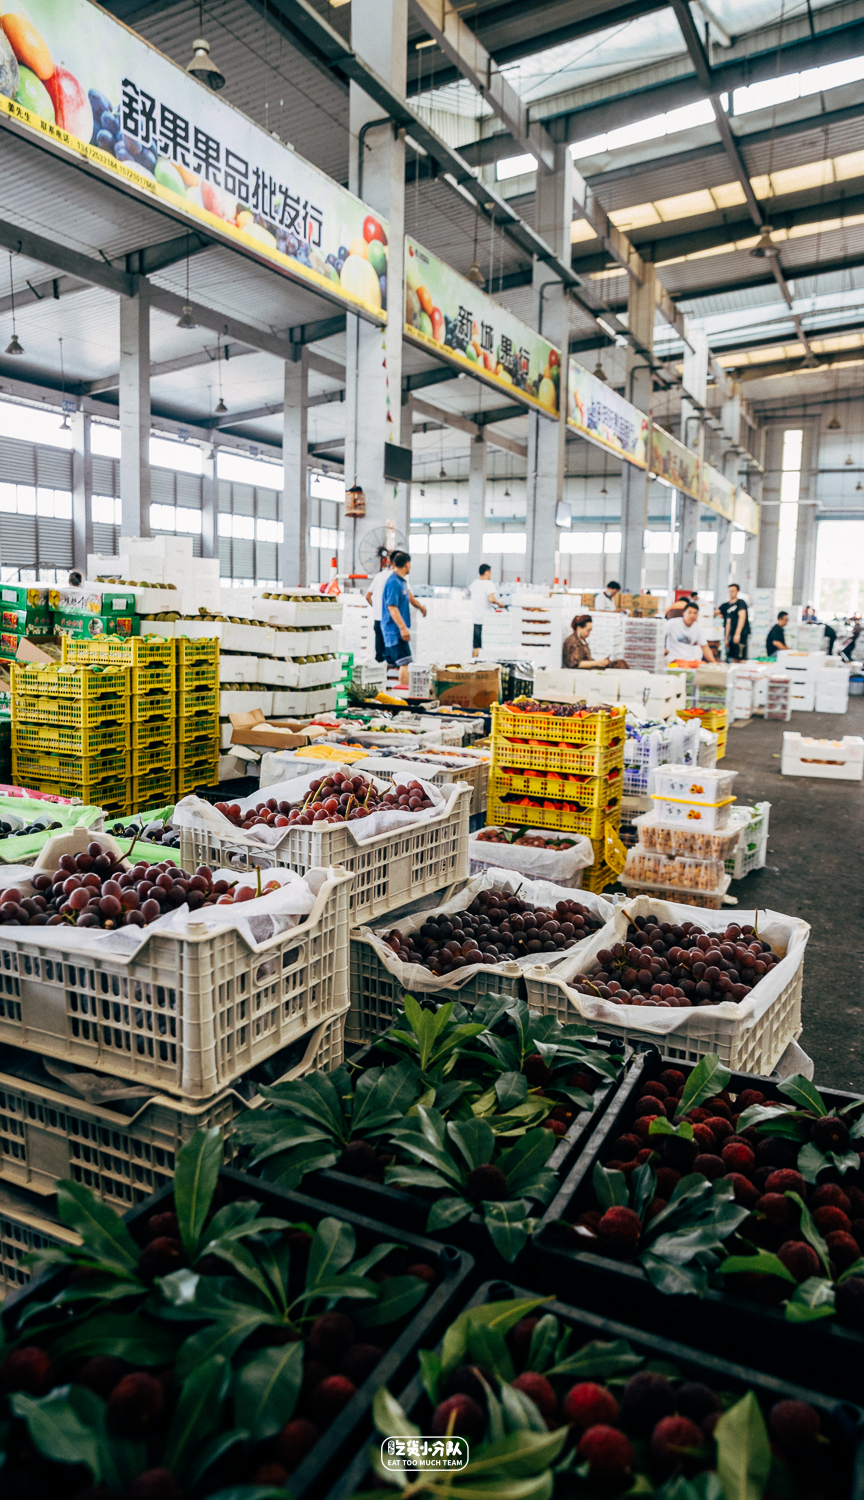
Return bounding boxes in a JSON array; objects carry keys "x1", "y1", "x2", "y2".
[{"x1": 714, "y1": 698, "x2": 864, "y2": 1091}]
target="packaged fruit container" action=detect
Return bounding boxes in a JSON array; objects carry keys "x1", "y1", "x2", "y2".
[
  {"x1": 617, "y1": 872, "x2": 732, "y2": 909},
  {"x1": 322, "y1": 1280, "x2": 864, "y2": 1500},
  {"x1": 650, "y1": 793, "x2": 735, "y2": 829},
  {"x1": 533, "y1": 1048, "x2": 864, "y2": 1400},
  {"x1": 634, "y1": 808, "x2": 746, "y2": 859},
  {"x1": 650, "y1": 765, "x2": 738, "y2": 803},
  {"x1": 0, "y1": 1143, "x2": 474, "y2": 1500}
]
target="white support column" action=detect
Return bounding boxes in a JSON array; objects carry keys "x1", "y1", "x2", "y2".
[
  {"x1": 676, "y1": 328, "x2": 708, "y2": 591},
  {"x1": 794, "y1": 502, "x2": 818, "y2": 608},
  {"x1": 397, "y1": 393, "x2": 413, "y2": 544},
  {"x1": 620, "y1": 264, "x2": 655, "y2": 592},
  {"x1": 201, "y1": 442, "x2": 217, "y2": 560},
  {"x1": 282, "y1": 352, "x2": 309, "y2": 586},
  {"x1": 71, "y1": 409, "x2": 92, "y2": 574},
  {"x1": 119, "y1": 283, "x2": 150, "y2": 538},
  {"x1": 344, "y1": 0, "x2": 406, "y2": 569},
  {"x1": 467, "y1": 433, "x2": 486, "y2": 580},
  {"x1": 715, "y1": 517, "x2": 732, "y2": 603},
  {"x1": 526, "y1": 144, "x2": 572, "y2": 585}
]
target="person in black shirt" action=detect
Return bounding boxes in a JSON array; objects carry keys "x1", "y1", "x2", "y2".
[
  {"x1": 766, "y1": 611, "x2": 788, "y2": 657},
  {"x1": 717, "y1": 584, "x2": 750, "y2": 660}
]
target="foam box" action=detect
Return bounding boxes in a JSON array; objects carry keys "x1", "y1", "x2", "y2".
[{"x1": 781, "y1": 733, "x2": 863, "y2": 780}]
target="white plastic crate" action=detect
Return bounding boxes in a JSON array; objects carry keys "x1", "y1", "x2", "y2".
[
  {"x1": 724, "y1": 802, "x2": 770, "y2": 879},
  {"x1": 781, "y1": 733, "x2": 864, "y2": 780},
  {"x1": 359, "y1": 753, "x2": 489, "y2": 818},
  {"x1": 467, "y1": 827, "x2": 593, "y2": 884},
  {"x1": 623, "y1": 727, "x2": 670, "y2": 794},
  {"x1": 352, "y1": 661, "x2": 387, "y2": 692},
  {"x1": 0, "y1": 1184, "x2": 79, "y2": 1297},
  {"x1": 0, "y1": 869, "x2": 352, "y2": 1098},
  {"x1": 0, "y1": 1012, "x2": 346, "y2": 1208},
  {"x1": 524, "y1": 895, "x2": 809, "y2": 1074},
  {"x1": 408, "y1": 665, "x2": 432, "y2": 697},
  {"x1": 178, "y1": 784, "x2": 471, "y2": 924}
]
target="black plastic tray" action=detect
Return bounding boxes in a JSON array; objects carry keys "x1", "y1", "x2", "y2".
[
  {"x1": 323, "y1": 1279, "x2": 864, "y2": 1500},
  {"x1": 531, "y1": 1047, "x2": 864, "y2": 1399},
  {"x1": 294, "y1": 1039, "x2": 632, "y2": 1278},
  {"x1": 1, "y1": 1168, "x2": 475, "y2": 1500}
]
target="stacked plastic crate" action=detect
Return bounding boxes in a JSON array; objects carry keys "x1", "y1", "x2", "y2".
[
  {"x1": 176, "y1": 636, "x2": 220, "y2": 795},
  {"x1": 622, "y1": 616, "x2": 665, "y2": 673},
  {"x1": 10, "y1": 659, "x2": 132, "y2": 816},
  {"x1": 678, "y1": 703, "x2": 728, "y2": 759},
  {"x1": 621, "y1": 764, "x2": 740, "y2": 908},
  {"x1": 487, "y1": 700, "x2": 626, "y2": 891}
]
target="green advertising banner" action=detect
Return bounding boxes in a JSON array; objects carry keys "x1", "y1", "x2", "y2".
[
  {"x1": 0, "y1": 0, "x2": 388, "y2": 320},
  {"x1": 567, "y1": 358, "x2": 649, "y2": 464},
  {"x1": 404, "y1": 236, "x2": 560, "y2": 416},
  {"x1": 650, "y1": 425, "x2": 701, "y2": 502}
]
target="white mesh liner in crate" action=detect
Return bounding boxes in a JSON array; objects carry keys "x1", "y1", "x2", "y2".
[
  {"x1": 347, "y1": 867, "x2": 616, "y2": 1045},
  {"x1": 524, "y1": 895, "x2": 809, "y2": 1074},
  {"x1": 0, "y1": 866, "x2": 352, "y2": 1097},
  {"x1": 468, "y1": 829, "x2": 593, "y2": 886},
  {"x1": 175, "y1": 770, "x2": 471, "y2": 923}
]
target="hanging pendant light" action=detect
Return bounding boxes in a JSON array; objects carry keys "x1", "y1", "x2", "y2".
[
  {"x1": 828, "y1": 414, "x2": 841, "y2": 430},
  {"x1": 187, "y1": 1, "x2": 225, "y2": 90},
  {"x1": 846, "y1": 454, "x2": 854, "y2": 465},
  {"x1": 749, "y1": 225, "x2": 779, "y2": 259},
  {"x1": 214, "y1": 330, "x2": 227, "y2": 413},
  {"x1": 593, "y1": 359, "x2": 607, "y2": 383},
  {"x1": 177, "y1": 233, "x2": 197, "y2": 329},
  {"x1": 5, "y1": 254, "x2": 23, "y2": 356}
]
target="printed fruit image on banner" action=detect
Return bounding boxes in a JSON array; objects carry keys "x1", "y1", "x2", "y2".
[
  {"x1": 405, "y1": 237, "x2": 560, "y2": 416},
  {"x1": 0, "y1": 0, "x2": 388, "y2": 319},
  {"x1": 568, "y1": 357, "x2": 648, "y2": 465}
]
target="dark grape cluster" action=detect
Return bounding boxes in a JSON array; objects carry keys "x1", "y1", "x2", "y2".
[
  {"x1": 385, "y1": 890, "x2": 604, "y2": 974},
  {"x1": 0, "y1": 818, "x2": 62, "y2": 840},
  {"x1": 88, "y1": 90, "x2": 157, "y2": 175},
  {"x1": 111, "y1": 821, "x2": 181, "y2": 849},
  {"x1": 569, "y1": 914, "x2": 779, "y2": 1009},
  {"x1": 217, "y1": 772, "x2": 435, "y2": 830}
]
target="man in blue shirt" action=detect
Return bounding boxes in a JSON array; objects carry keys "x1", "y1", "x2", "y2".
[{"x1": 381, "y1": 550, "x2": 425, "y2": 685}]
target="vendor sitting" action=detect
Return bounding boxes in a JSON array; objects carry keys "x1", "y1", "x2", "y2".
[{"x1": 562, "y1": 614, "x2": 628, "y2": 669}]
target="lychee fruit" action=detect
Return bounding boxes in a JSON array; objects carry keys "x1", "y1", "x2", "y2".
[
  {"x1": 825, "y1": 1230, "x2": 860, "y2": 1270},
  {"x1": 511, "y1": 1372, "x2": 558, "y2": 1427},
  {"x1": 846, "y1": 1185, "x2": 864, "y2": 1216},
  {"x1": 633, "y1": 1097, "x2": 662, "y2": 1119},
  {"x1": 466, "y1": 1163, "x2": 509, "y2": 1201},
  {"x1": 597, "y1": 1206, "x2": 641, "y2": 1251},
  {"x1": 431, "y1": 1394, "x2": 486, "y2": 1441},
  {"x1": 811, "y1": 1116, "x2": 849, "y2": 1153},
  {"x1": 126, "y1": 1471, "x2": 182, "y2": 1500},
  {"x1": 640, "y1": 1081, "x2": 669, "y2": 1102},
  {"x1": 107, "y1": 1372, "x2": 164, "y2": 1436},
  {"x1": 813, "y1": 1206, "x2": 852, "y2": 1235},
  {"x1": 663, "y1": 1137, "x2": 698, "y2": 1171},
  {"x1": 645, "y1": 1197, "x2": 668, "y2": 1221},
  {"x1": 834, "y1": 1275, "x2": 864, "y2": 1328},
  {"x1": 620, "y1": 1372, "x2": 676, "y2": 1435},
  {"x1": 0, "y1": 1346, "x2": 53, "y2": 1395},
  {"x1": 650, "y1": 1415, "x2": 705, "y2": 1477},
  {"x1": 659, "y1": 1069, "x2": 685, "y2": 1090},
  {"x1": 692, "y1": 1124, "x2": 717, "y2": 1152},
  {"x1": 777, "y1": 1241, "x2": 822, "y2": 1282},
  {"x1": 138, "y1": 1236, "x2": 185, "y2": 1282},
  {"x1": 656, "y1": 1167, "x2": 681, "y2": 1198},
  {"x1": 75, "y1": 1355, "x2": 128, "y2": 1399},
  {"x1": 339, "y1": 1344, "x2": 384, "y2": 1385},
  {"x1": 756, "y1": 1193, "x2": 797, "y2": 1231},
  {"x1": 704, "y1": 1116, "x2": 733, "y2": 1143},
  {"x1": 563, "y1": 1381, "x2": 620, "y2": 1431},
  {"x1": 274, "y1": 1418, "x2": 320, "y2": 1471},
  {"x1": 755, "y1": 1136, "x2": 798, "y2": 1171},
  {"x1": 310, "y1": 1374, "x2": 357, "y2": 1424},
  {"x1": 254, "y1": 1464, "x2": 289, "y2": 1486},
  {"x1": 442, "y1": 1364, "x2": 490, "y2": 1410},
  {"x1": 675, "y1": 1382, "x2": 722, "y2": 1423},
  {"x1": 853, "y1": 1219, "x2": 864, "y2": 1252},
  {"x1": 610, "y1": 1134, "x2": 641, "y2": 1162},
  {"x1": 523, "y1": 1053, "x2": 554, "y2": 1087},
  {"x1": 576, "y1": 1210, "x2": 603, "y2": 1235},
  {"x1": 693, "y1": 1153, "x2": 725, "y2": 1180},
  {"x1": 736, "y1": 1089, "x2": 766, "y2": 1110},
  {"x1": 307, "y1": 1312, "x2": 357, "y2": 1364},
  {"x1": 724, "y1": 1173, "x2": 760, "y2": 1208},
  {"x1": 722, "y1": 1140, "x2": 755, "y2": 1173},
  {"x1": 769, "y1": 1400, "x2": 821, "y2": 1456},
  {"x1": 337, "y1": 1139, "x2": 380, "y2": 1177},
  {"x1": 577, "y1": 1425, "x2": 635, "y2": 1492},
  {"x1": 407, "y1": 1262, "x2": 437, "y2": 1284},
  {"x1": 811, "y1": 1184, "x2": 852, "y2": 1214},
  {"x1": 508, "y1": 1317, "x2": 540, "y2": 1370},
  {"x1": 143, "y1": 1211, "x2": 180, "y2": 1244},
  {"x1": 765, "y1": 1169, "x2": 807, "y2": 1198}
]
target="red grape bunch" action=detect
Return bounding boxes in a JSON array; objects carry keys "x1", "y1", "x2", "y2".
[
  {"x1": 569, "y1": 912, "x2": 779, "y2": 1009},
  {"x1": 384, "y1": 890, "x2": 605, "y2": 975},
  {"x1": 216, "y1": 771, "x2": 435, "y2": 830}
]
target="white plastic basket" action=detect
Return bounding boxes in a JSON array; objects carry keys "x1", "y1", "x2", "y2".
[
  {"x1": 0, "y1": 868, "x2": 352, "y2": 1098},
  {"x1": 467, "y1": 828, "x2": 593, "y2": 886},
  {"x1": 724, "y1": 802, "x2": 771, "y2": 879},
  {"x1": 0, "y1": 1185, "x2": 79, "y2": 1297},
  {"x1": 524, "y1": 895, "x2": 809, "y2": 1073},
  {"x1": 359, "y1": 754, "x2": 489, "y2": 819}
]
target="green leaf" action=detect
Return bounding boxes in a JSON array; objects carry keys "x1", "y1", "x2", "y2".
[
  {"x1": 201, "y1": 1239, "x2": 280, "y2": 1309},
  {"x1": 462, "y1": 1427, "x2": 568, "y2": 1477},
  {"x1": 631, "y1": 1161, "x2": 657, "y2": 1224},
  {"x1": 427, "y1": 1195, "x2": 474, "y2": 1233},
  {"x1": 234, "y1": 1341, "x2": 303, "y2": 1443},
  {"x1": 777, "y1": 1074, "x2": 827, "y2": 1117},
  {"x1": 387, "y1": 1164, "x2": 455, "y2": 1195},
  {"x1": 372, "y1": 1384, "x2": 421, "y2": 1440},
  {"x1": 675, "y1": 1054, "x2": 732, "y2": 1119},
  {"x1": 306, "y1": 1216, "x2": 356, "y2": 1291},
  {"x1": 735, "y1": 1103, "x2": 796, "y2": 1133},
  {"x1": 448, "y1": 1117, "x2": 496, "y2": 1173},
  {"x1": 50, "y1": 1312, "x2": 181, "y2": 1366},
  {"x1": 419, "y1": 1348, "x2": 442, "y2": 1404},
  {"x1": 718, "y1": 1251, "x2": 797, "y2": 1285},
  {"x1": 497, "y1": 1130, "x2": 556, "y2": 1196},
  {"x1": 484, "y1": 1200, "x2": 533, "y2": 1263},
  {"x1": 496, "y1": 1072, "x2": 529, "y2": 1111},
  {"x1": 163, "y1": 1354, "x2": 230, "y2": 1478},
  {"x1": 441, "y1": 1298, "x2": 552, "y2": 1378},
  {"x1": 525, "y1": 1314, "x2": 559, "y2": 1374},
  {"x1": 784, "y1": 1275, "x2": 836, "y2": 1321},
  {"x1": 500, "y1": 1381, "x2": 547, "y2": 1434},
  {"x1": 11, "y1": 1388, "x2": 102, "y2": 1481},
  {"x1": 356, "y1": 1275, "x2": 428, "y2": 1328},
  {"x1": 649, "y1": 1116, "x2": 694, "y2": 1141},
  {"x1": 640, "y1": 1253, "x2": 709, "y2": 1298},
  {"x1": 546, "y1": 1338, "x2": 643, "y2": 1380},
  {"x1": 175, "y1": 1310, "x2": 278, "y2": 1380},
  {"x1": 183, "y1": 1430, "x2": 250, "y2": 1492},
  {"x1": 55, "y1": 1181, "x2": 140, "y2": 1271},
  {"x1": 785, "y1": 1192, "x2": 830, "y2": 1275},
  {"x1": 795, "y1": 1141, "x2": 828, "y2": 1185},
  {"x1": 714, "y1": 1391, "x2": 772, "y2": 1500},
  {"x1": 466, "y1": 1321, "x2": 515, "y2": 1382},
  {"x1": 838, "y1": 1257, "x2": 864, "y2": 1282},
  {"x1": 174, "y1": 1127, "x2": 223, "y2": 1261},
  {"x1": 592, "y1": 1161, "x2": 628, "y2": 1211}
]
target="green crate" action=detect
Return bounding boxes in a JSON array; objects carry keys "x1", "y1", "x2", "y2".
[{"x1": 11, "y1": 722, "x2": 128, "y2": 758}]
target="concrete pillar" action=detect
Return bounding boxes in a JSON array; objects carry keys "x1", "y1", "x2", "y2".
[
  {"x1": 344, "y1": 0, "x2": 406, "y2": 570},
  {"x1": 721, "y1": 383, "x2": 741, "y2": 478},
  {"x1": 397, "y1": 394, "x2": 413, "y2": 544},
  {"x1": 677, "y1": 496, "x2": 699, "y2": 590},
  {"x1": 526, "y1": 144, "x2": 572, "y2": 585},
  {"x1": 620, "y1": 264, "x2": 656, "y2": 592},
  {"x1": 282, "y1": 352, "x2": 309, "y2": 586},
  {"x1": 119, "y1": 285, "x2": 151, "y2": 538},
  {"x1": 467, "y1": 434, "x2": 486, "y2": 580},
  {"x1": 201, "y1": 443, "x2": 216, "y2": 560},
  {"x1": 715, "y1": 517, "x2": 732, "y2": 602},
  {"x1": 675, "y1": 328, "x2": 708, "y2": 592},
  {"x1": 757, "y1": 508, "x2": 779, "y2": 589},
  {"x1": 71, "y1": 409, "x2": 92, "y2": 574},
  {"x1": 794, "y1": 502, "x2": 818, "y2": 608}
]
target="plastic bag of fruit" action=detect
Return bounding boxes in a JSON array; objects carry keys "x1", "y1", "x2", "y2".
[
  {"x1": 174, "y1": 764, "x2": 460, "y2": 847},
  {"x1": 468, "y1": 826, "x2": 593, "y2": 885},
  {"x1": 354, "y1": 867, "x2": 617, "y2": 994},
  {"x1": 531, "y1": 893, "x2": 810, "y2": 1036}
]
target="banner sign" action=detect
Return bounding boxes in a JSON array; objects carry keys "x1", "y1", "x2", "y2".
[
  {"x1": 650, "y1": 425, "x2": 701, "y2": 502},
  {"x1": 701, "y1": 462, "x2": 736, "y2": 522},
  {"x1": 567, "y1": 358, "x2": 648, "y2": 465},
  {"x1": 405, "y1": 237, "x2": 560, "y2": 417},
  {"x1": 734, "y1": 489, "x2": 760, "y2": 536},
  {"x1": 0, "y1": 0, "x2": 388, "y2": 320}
]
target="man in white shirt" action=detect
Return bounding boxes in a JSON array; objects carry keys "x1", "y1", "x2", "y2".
[
  {"x1": 469, "y1": 564, "x2": 502, "y2": 656},
  {"x1": 665, "y1": 602, "x2": 716, "y2": 662},
  {"x1": 365, "y1": 549, "x2": 391, "y2": 661},
  {"x1": 593, "y1": 580, "x2": 621, "y2": 611}
]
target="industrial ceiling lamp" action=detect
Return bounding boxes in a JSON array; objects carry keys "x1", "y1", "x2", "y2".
[
  {"x1": 846, "y1": 453, "x2": 854, "y2": 465},
  {"x1": 215, "y1": 331, "x2": 227, "y2": 413},
  {"x1": 187, "y1": 1, "x2": 225, "y2": 90},
  {"x1": 827, "y1": 414, "x2": 841, "y2": 430},
  {"x1": 5, "y1": 254, "x2": 23, "y2": 356},
  {"x1": 467, "y1": 207, "x2": 484, "y2": 287},
  {"x1": 59, "y1": 337, "x2": 71, "y2": 428},
  {"x1": 593, "y1": 358, "x2": 607, "y2": 383},
  {"x1": 749, "y1": 225, "x2": 779, "y2": 259},
  {"x1": 600, "y1": 453, "x2": 608, "y2": 496},
  {"x1": 177, "y1": 234, "x2": 196, "y2": 329}
]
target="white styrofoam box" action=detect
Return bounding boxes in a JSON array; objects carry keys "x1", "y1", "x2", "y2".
[
  {"x1": 271, "y1": 628, "x2": 340, "y2": 659},
  {"x1": 219, "y1": 689, "x2": 273, "y2": 715},
  {"x1": 124, "y1": 534, "x2": 193, "y2": 559},
  {"x1": 258, "y1": 659, "x2": 340, "y2": 690},
  {"x1": 183, "y1": 619, "x2": 275, "y2": 654},
  {"x1": 254, "y1": 658, "x2": 298, "y2": 688},
  {"x1": 534, "y1": 667, "x2": 617, "y2": 701},
  {"x1": 651, "y1": 794, "x2": 733, "y2": 829},
  {"x1": 219, "y1": 749, "x2": 261, "y2": 781},
  {"x1": 814, "y1": 693, "x2": 847, "y2": 714},
  {"x1": 790, "y1": 686, "x2": 815, "y2": 712},
  {"x1": 781, "y1": 733, "x2": 864, "y2": 780},
  {"x1": 775, "y1": 650, "x2": 827, "y2": 677},
  {"x1": 271, "y1": 688, "x2": 338, "y2": 715},
  {"x1": 257, "y1": 593, "x2": 343, "y2": 628},
  {"x1": 219, "y1": 655, "x2": 259, "y2": 684},
  {"x1": 220, "y1": 719, "x2": 236, "y2": 750},
  {"x1": 88, "y1": 552, "x2": 130, "y2": 578},
  {"x1": 130, "y1": 587, "x2": 182, "y2": 614},
  {"x1": 142, "y1": 620, "x2": 175, "y2": 638}
]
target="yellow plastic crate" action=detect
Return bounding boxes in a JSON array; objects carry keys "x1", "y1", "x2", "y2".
[
  {"x1": 130, "y1": 718, "x2": 174, "y2": 750},
  {"x1": 492, "y1": 702, "x2": 626, "y2": 748},
  {"x1": 177, "y1": 738, "x2": 218, "y2": 770},
  {"x1": 177, "y1": 661, "x2": 218, "y2": 692},
  {"x1": 12, "y1": 749, "x2": 128, "y2": 788},
  {"x1": 678, "y1": 707, "x2": 727, "y2": 732},
  {"x1": 130, "y1": 742, "x2": 175, "y2": 776},
  {"x1": 175, "y1": 637, "x2": 219, "y2": 667},
  {"x1": 491, "y1": 765, "x2": 623, "y2": 809},
  {"x1": 176, "y1": 763, "x2": 218, "y2": 797},
  {"x1": 582, "y1": 861, "x2": 617, "y2": 894},
  {"x1": 131, "y1": 666, "x2": 174, "y2": 695},
  {"x1": 11, "y1": 722, "x2": 128, "y2": 758},
  {"x1": 176, "y1": 711, "x2": 218, "y2": 743},
  {"x1": 12, "y1": 695, "x2": 128, "y2": 730},
  {"x1": 131, "y1": 772, "x2": 175, "y2": 807},
  {"x1": 177, "y1": 686, "x2": 218, "y2": 715},
  {"x1": 131, "y1": 691, "x2": 177, "y2": 723},
  {"x1": 22, "y1": 777, "x2": 131, "y2": 811},
  {"x1": 62, "y1": 637, "x2": 174, "y2": 670},
  {"x1": 490, "y1": 735, "x2": 624, "y2": 776},
  {"x1": 11, "y1": 664, "x2": 129, "y2": 701},
  {"x1": 487, "y1": 790, "x2": 621, "y2": 840}
]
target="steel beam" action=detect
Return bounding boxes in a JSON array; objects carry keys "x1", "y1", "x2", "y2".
[
  {"x1": 77, "y1": 342, "x2": 259, "y2": 398},
  {"x1": 0, "y1": 218, "x2": 134, "y2": 297},
  {"x1": 0, "y1": 273, "x2": 87, "y2": 317}
]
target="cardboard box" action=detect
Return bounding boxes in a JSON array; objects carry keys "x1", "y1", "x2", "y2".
[
  {"x1": 433, "y1": 665, "x2": 501, "y2": 710},
  {"x1": 0, "y1": 584, "x2": 48, "y2": 610},
  {"x1": 0, "y1": 608, "x2": 52, "y2": 636},
  {"x1": 49, "y1": 587, "x2": 136, "y2": 616},
  {"x1": 54, "y1": 613, "x2": 140, "y2": 640},
  {"x1": 228, "y1": 708, "x2": 328, "y2": 750}
]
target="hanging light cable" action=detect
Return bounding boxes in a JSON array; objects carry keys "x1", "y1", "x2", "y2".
[
  {"x1": 186, "y1": 0, "x2": 225, "y2": 90},
  {"x1": 59, "y1": 337, "x2": 71, "y2": 428},
  {"x1": 467, "y1": 206, "x2": 484, "y2": 287},
  {"x1": 177, "y1": 233, "x2": 196, "y2": 329},
  {"x1": 5, "y1": 254, "x2": 23, "y2": 356},
  {"x1": 215, "y1": 330, "x2": 227, "y2": 413}
]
